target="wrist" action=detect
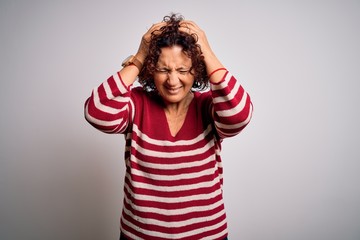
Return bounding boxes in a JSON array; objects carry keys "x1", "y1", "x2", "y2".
[
  {"x1": 135, "y1": 52, "x2": 146, "y2": 65},
  {"x1": 202, "y1": 52, "x2": 223, "y2": 71},
  {"x1": 122, "y1": 55, "x2": 143, "y2": 72}
]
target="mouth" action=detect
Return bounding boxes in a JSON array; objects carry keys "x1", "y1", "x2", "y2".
[{"x1": 166, "y1": 86, "x2": 182, "y2": 94}]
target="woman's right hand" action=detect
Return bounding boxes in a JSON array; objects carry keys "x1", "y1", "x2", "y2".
[
  {"x1": 135, "y1": 22, "x2": 166, "y2": 63},
  {"x1": 120, "y1": 22, "x2": 166, "y2": 87}
]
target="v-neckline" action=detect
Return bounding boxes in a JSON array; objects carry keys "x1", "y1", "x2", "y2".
[{"x1": 162, "y1": 97, "x2": 194, "y2": 138}]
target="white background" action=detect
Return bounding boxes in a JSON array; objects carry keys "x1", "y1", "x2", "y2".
[{"x1": 1, "y1": 0, "x2": 359, "y2": 239}]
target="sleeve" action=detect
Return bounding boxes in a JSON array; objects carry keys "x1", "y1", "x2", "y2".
[
  {"x1": 84, "y1": 72, "x2": 134, "y2": 134},
  {"x1": 210, "y1": 71, "x2": 253, "y2": 139}
]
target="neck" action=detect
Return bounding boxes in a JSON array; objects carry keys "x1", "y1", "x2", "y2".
[{"x1": 164, "y1": 92, "x2": 193, "y2": 115}]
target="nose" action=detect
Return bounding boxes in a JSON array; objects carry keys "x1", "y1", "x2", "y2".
[{"x1": 167, "y1": 71, "x2": 179, "y2": 86}]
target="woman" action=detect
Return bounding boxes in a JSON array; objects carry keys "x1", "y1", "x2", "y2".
[{"x1": 85, "y1": 14, "x2": 253, "y2": 240}]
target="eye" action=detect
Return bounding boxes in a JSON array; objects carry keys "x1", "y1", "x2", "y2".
[
  {"x1": 178, "y1": 69, "x2": 190, "y2": 75},
  {"x1": 156, "y1": 68, "x2": 169, "y2": 74}
]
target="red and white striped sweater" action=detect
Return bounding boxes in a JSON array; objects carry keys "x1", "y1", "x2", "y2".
[{"x1": 84, "y1": 71, "x2": 253, "y2": 240}]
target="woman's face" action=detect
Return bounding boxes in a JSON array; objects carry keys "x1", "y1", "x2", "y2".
[{"x1": 153, "y1": 45, "x2": 194, "y2": 105}]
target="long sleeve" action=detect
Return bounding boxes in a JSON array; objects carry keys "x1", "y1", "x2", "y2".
[
  {"x1": 211, "y1": 71, "x2": 253, "y2": 138},
  {"x1": 84, "y1": 72, "x2": 133, "y2": 134}
]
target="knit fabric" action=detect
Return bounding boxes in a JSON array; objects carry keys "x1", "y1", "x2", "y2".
[{"x1": 85, "y1": 71, "x2": 253, "y2": 240}]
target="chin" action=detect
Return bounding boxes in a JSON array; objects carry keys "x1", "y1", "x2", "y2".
[{"x1": 162, "y1": 96, "x2": 182, "y2": 104}]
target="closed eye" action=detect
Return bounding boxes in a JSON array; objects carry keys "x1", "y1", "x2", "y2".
[
  {"x1": 155, "y1": 68, "x2": 169, "y2": 74},
  {"x1": 155, "y1": 68, "x2": 191, "y2": 75},
  {"x1": 177, "y1": 68, "x2": 191, "y2": 75},
  {"x1": 178, "y1": 70, "x2": 189, "y2": 75}
]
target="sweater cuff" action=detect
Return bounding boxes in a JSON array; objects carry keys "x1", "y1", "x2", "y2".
[
  {"x1": 209, "y1": 70, "x2": 229, "y2": 85},
  {"x1": 115, "y1": 71, "x2": 131, "y2": 94},
  {"x1": 210, "y1": 71, "x2": 230, "y2": 91}
]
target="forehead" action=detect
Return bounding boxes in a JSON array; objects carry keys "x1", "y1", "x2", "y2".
[{"x1": 157, "y1": 45, "x2": 192, "y2": 67}]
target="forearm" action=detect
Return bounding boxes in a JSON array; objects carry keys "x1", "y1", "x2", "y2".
[
  {"x1": 84, "y1": 72, "x2": 133, "y2": 134},
  {"x1": 120, "y1": 22, "x2": 166, "y2": 87},
  {"x1": 119, "y1": 52, "x2": 145, "y2": 87},
  {"x1": 202, "y1": 50, "x2": 227, "y2": 83},
  {"x1": 211, "y1": 72, "x2": 253, "y2": 138}
]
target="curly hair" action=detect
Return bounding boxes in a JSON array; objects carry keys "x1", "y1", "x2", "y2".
[{"x1": 138, "y1": 14, "x2": 209, "y2": 92}]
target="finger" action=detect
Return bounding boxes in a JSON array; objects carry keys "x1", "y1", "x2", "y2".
[
  {"x1": 180, "y1": 22, "x2": 202, "y2": 34},
  {"x1": 179, "y1": 22, "x2": 197, "y2": 32},
  {"x1": 180, "y1": 20, "x2": 199, "y2": 29},
  {"x1": 150, "y1": 22, "x2": 166, "y2": 30},
  {"x1": 179, "y1": 25, "x2": 192, "y2": 34}
]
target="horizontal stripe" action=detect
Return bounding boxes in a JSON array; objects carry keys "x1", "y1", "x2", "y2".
[
  {"x1": 123, "y1": 204, "x2": 225, "y2": 228},
  {"x1": 103, "y1": 80, "x2": 130, "y2": 103},
  {"x1": 124, "y1": 181, "x2": 223, "y2": 203},
  {"x1": 216, "y1": 91, "x2": 249, "y2": 117},
  {"x1": 122, "y1": 208, "x2": 226, "y2": 236},
  {"x1": 132, "y1": 124, "x2": 213, "y2": 146},
  {"x1": 125, "y1": 185, "x2": 220, "y2": 202},
  {"x1": 103, "y1": 80, "x2": 114, "y2": 99},
  {"x1": 121, "y1": 214, "x2": 227, "y2": 240},
  {"x1": 132, "y1": 138, "x2": 215, "y2": 158},
  {"x1": 125, "y1": 170, "x2": 219, "y2": 191},
  {"x1": 128, "y1": 161, "x2": 217, "y2": 180},
  {"x1": 213, "y1": 78, "x2": 241, "y2": 104},
  {"x1": 113, "y1": 72, "x2": 129, "y2": 94},
  {"x1": 84, "y1": 104, "x2": 123, "y2": 127},
  {"x1": 211, "y1": 71, "x2": 231, "y2": 91},
  {"x1": 123, "y1": 191, "x2": 224, "y2": 215},
  {"x1": 93, "y1": 86, "x2": 122, "y2": 115},
  {"x1": 215, "y1": 103, "x2": 253, "y2": 129},
  {"x1": 129, "y1": 154, "x2": 215, "y2": 170}
]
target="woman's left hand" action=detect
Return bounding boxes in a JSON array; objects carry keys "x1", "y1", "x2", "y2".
[
  {"x1": 179, "y1": 20, "x2": 213, "y2": 57},
  {"x1": 179, "y1": 20, "x2": 225, "y2": 79}
]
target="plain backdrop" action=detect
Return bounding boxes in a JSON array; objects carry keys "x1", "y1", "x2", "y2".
[{"x1": 1, "y1": 0, "x2": 359, "y2": 239}]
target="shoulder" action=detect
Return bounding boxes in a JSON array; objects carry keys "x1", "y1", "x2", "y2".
[
  {"x1": 193, "y1": 90, "x2": 211, "y2": 104},
  {"x1": 192, "y1": 90, "x2": 213, "y2": 117},
  {"x1": 130, "y1": 86, "x2": 163, "y2": 107},
  {"x1": 130, "y1": 86, "x2": 150, "y2": 100},
  {"x1": 130, "y1": 86, "x2": 145, "y2": 96}
]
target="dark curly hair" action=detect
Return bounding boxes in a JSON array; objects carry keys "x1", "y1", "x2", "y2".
[{"x1": 138, "y1": 14, "x2": 209, "y2": 92}]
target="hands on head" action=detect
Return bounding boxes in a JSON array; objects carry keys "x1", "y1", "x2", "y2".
[
  {"x1": 125, "y1": 14, "x2": 224, "y2": 88},
  {"x1": 136, "y1": 17, "x2": 213, "y2": 65}
]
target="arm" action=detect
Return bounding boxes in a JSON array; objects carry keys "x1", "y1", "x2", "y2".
[
  {"x1": 211, "y1": 71, "x2": 253, "y2": 138},
  {"x1": 181, "y1": 21, "x2": 253, "y2": 138},
  {"x1": 84, "y1": 22, "x2": 167, "y2": 133},
  {"x1": 118, "y1": 22, "x2": 167, "y2": 87},
  {"x1": 179, "y1": 21, "x2": 227, "y2": 83},
  {"x1": 84, "y1": 72, "x2": 133, "y2": 134}
]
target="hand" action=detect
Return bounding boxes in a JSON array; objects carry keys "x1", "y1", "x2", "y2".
[
  {"x1": 135, "y1": 22, "x2": 166, "y2": 63},
  {"x1": 179, "y1": 20, "x2": 213, "y2": 57},
  {"x1": 179, "y1": 20, "x2": 224, "y2": 78}
]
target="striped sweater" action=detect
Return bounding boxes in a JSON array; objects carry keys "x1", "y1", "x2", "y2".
[{"x1": 84, "y1": 71, "x2": 253, "y2": 240}]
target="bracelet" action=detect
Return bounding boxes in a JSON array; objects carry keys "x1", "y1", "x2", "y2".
[
  {"x1": 121, "y1": 55, "x2": 143, "y2": 72},
  {"x1": 208, "y1": 67, "x2": 227, "y2": 78}
]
